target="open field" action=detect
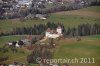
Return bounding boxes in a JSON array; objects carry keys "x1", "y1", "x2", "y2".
[
  {"x1": 0, "y1": 35, "x2": 32, "y2": 64},
  {"x1": 54, "y1": 35, "x2": 100, "y2": 66},
  {"x1": 54, "y1": 6, "x2": 100, "y2": 18},
  {"x1": 80, "y1": 6, "x2": 100, "y2": 12},
  {"x1": 0, "y1": 35, "x2": 100, "y2": 66},
  {"x1": 0, "y1": 14, "x2": 100, "y2": 33},
  {"x1": 0, "y1": 35, "x2": 27, "y2": 47}
]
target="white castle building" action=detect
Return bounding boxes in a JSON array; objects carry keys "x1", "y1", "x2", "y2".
[{"x1": 45, "y1": 26, "x2": 63, "y2": 39}]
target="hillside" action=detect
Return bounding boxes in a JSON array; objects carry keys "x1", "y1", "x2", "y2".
[
  {"x1": 0, "y1": 6, "x2": 100, "y2": 66},
  {"x1": 54, "y1": 6, "x2": 100, "y2": 18},
  {"x1": 54, "y1": 35, "x2": 100, "y2": 66},
  {"x1": 0, "y1": 6, "x2": 100, "y2": 34}
]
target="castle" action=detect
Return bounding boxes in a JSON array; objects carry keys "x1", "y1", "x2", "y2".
[{"x1": 45, "y1": 26, "x2": 63, "y2": 39}]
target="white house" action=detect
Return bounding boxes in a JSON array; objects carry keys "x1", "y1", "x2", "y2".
[
  {"x1": 56, "y1": 26, "x2": 62, "y2": 35},
  {"x1": 16, "y1": 0, "x2": 32, "y2": 8},
  {"x1": 45, "y1": 26, "x2": 63, "y2": 39}
]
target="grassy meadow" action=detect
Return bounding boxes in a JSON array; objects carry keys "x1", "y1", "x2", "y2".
[
  {"x1": 0, "y1": 15, "x2": 100, "y2": 33},
  {"x1": 80, "y1": 6, "x2": 100, "y2": 12},
  {"x1": 54, "y1": 35, "x2": 100, "y2": 66},
  {"x1": 0, "y1": 35, "x2": 31, "y2": 64}
]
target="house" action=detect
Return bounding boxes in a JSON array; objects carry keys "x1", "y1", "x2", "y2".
[
  {"x1": 16, "y1": 0, "x2": 32, "y2": 8},
  {"x1": 62, "y1": 0, "x2": 75, "y2": 3},
  {"x1": 45, "y1": 26, "x2": 63, "y2": 39},
  {"x1": 61, "y1": 0, "x2": 82, "y2": 3}
]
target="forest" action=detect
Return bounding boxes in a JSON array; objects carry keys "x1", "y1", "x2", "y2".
[{"x1": 0, "y1": 22, "x2": 100, "y2": 37}]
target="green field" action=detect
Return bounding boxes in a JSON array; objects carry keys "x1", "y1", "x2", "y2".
[
  {"x1": 81, "y1": 6, "x2": 100, "y2": 12},
  {"x1": 0, "y1": 35, "x2": 27, "y2": 47},
  {"x1": 0, "y1": 35, "x2": 31, "y2": 64},
  {"x1": 0, "y1": 14, "x2": 100, "y2": 33},
  {"x1": 54, "y1": 35, "x2": 100, "y2": 66}
]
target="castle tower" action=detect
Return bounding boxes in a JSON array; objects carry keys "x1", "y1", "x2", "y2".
[
  {"x1": 56, "y1": 26, "x2": 62, "y2": 35},
  {"x1": 45, "y1": 28, "x2": 51, "y2": 37}
]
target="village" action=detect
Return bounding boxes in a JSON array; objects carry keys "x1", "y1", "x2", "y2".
[{"x1": 0, "y1": 0, "x2": 100, "y2": 20}]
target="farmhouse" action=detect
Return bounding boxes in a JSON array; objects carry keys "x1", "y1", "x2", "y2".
[{"x1": 45, "y1": 26, "x2": 63, "y2": 38}]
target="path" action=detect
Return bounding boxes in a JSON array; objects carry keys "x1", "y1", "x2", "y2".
[{"x1": 40, "y1": 37, "x2": 47, "y2": 42}]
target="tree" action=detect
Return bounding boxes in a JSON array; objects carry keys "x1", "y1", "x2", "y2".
[
  {"x1": 27, "y1": 45, "x2": 53, "y2": 64},
  {"x1": 31, "y1": 37, "x2": 37, "y2": 44}
]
